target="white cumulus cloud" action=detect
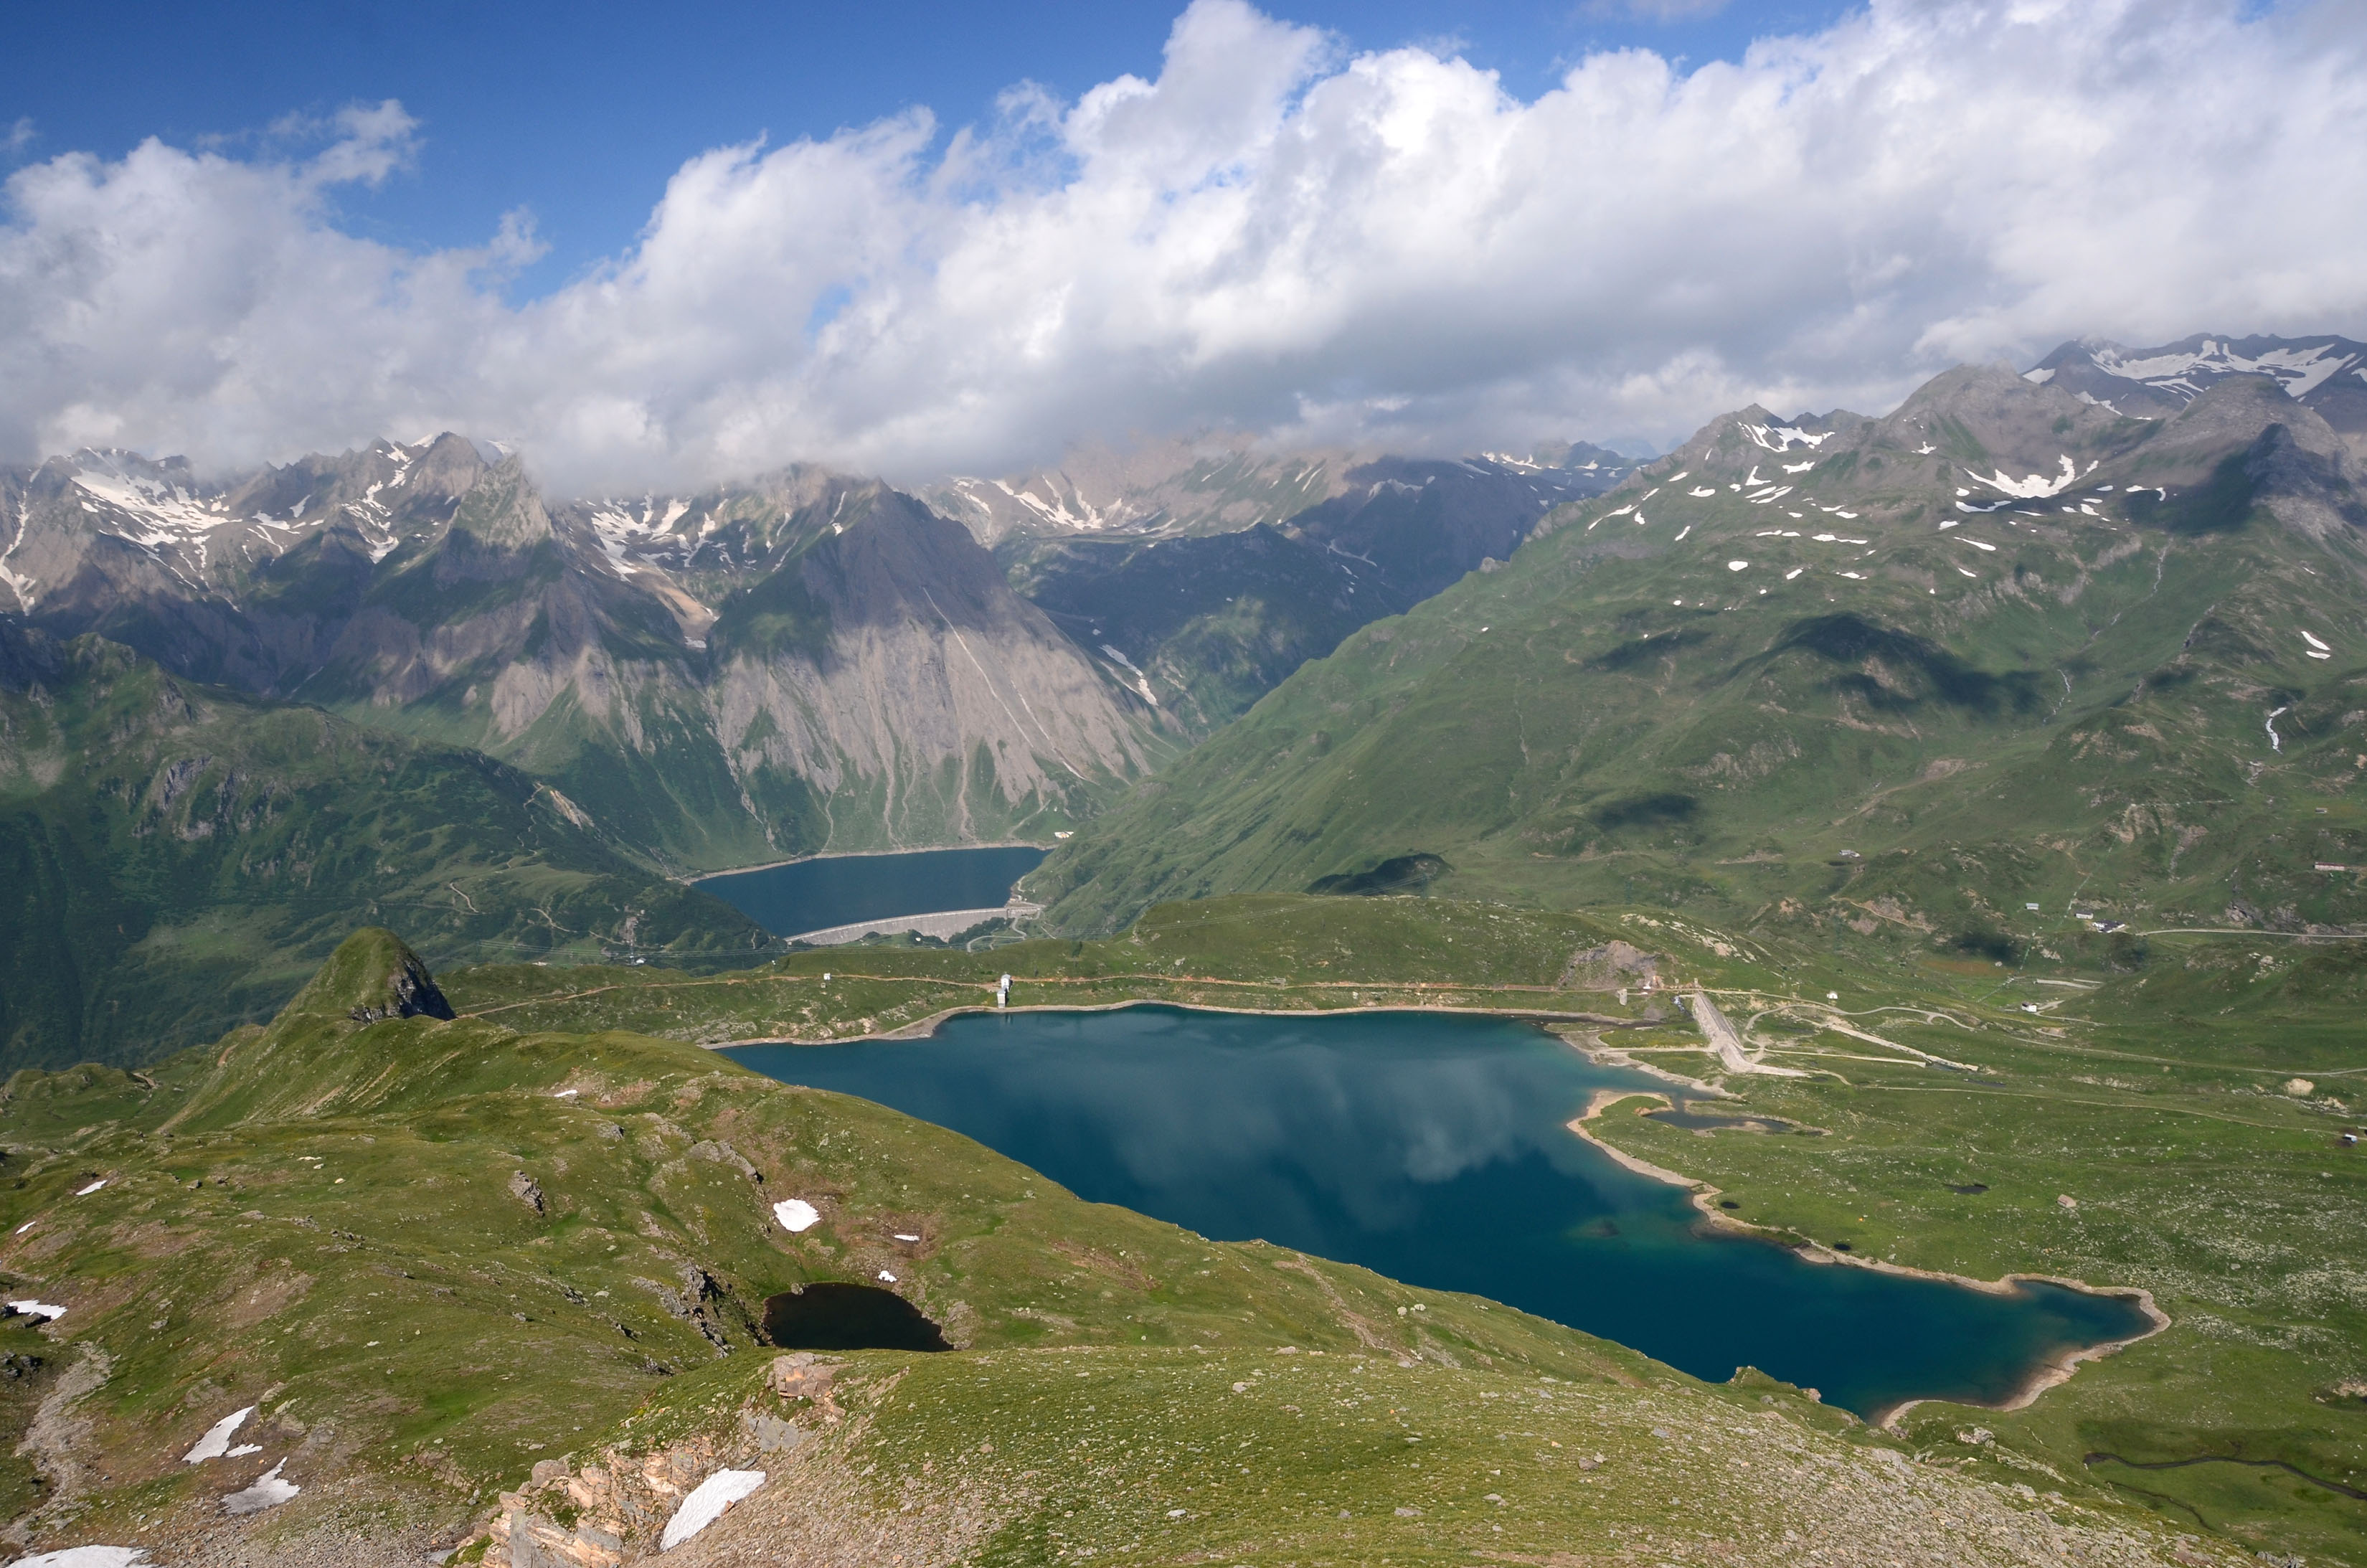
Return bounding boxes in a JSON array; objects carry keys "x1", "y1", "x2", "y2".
[{"x1": 2, "y1": 0, "x2": 2364, "y2": 492}]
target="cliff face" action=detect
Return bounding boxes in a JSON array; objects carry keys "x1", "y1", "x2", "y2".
[
  {"x1": 702, "y1": 492, "x2": 1162, "y2": 851},
  {"x1": 1, "y1": 441, "x2": 1161, "y2": 869}
]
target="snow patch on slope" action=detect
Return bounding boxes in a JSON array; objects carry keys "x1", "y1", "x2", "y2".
[{"x1": 1962, "y1": 455, "x2": 2081, "y2": 499}]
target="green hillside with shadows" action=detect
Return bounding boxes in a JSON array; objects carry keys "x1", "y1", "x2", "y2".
[{"x1": 1030, "y1": 367, "x2": 2367, "y2": 953}]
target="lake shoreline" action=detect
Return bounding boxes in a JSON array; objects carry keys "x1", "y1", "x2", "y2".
[
  {"x1": 705, "y1": 996, "x2": 1648, "y2": 1048},
  {"x1": 1564, "y1": 1087, "x2": 2170, "y2": 1430}
]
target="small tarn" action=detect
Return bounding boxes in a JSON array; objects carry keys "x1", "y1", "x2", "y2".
[{"x1": 761, "y1": 1283, "x2": 951, "y2": 1353}]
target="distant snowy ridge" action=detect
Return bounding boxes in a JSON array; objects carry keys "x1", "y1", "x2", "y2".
[{"x1": 2026, "y1": 333, "x2": 2367, "y2": 449}]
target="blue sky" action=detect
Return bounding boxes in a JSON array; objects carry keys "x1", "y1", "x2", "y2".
[
  {"x1": 4, "y1": 0, "x2": 1855, "y2": 298},
  {"x1": 1, "y1": 1, "x2": 2357, "y2": 488}
]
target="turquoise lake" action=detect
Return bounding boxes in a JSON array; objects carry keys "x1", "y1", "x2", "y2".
[
  {"x1": 696, "y1": 845, "x2": 1047, "y2": 937},
  {"x1": 727, "y1": 1003, "x2": 2153, "y2": 1419}
]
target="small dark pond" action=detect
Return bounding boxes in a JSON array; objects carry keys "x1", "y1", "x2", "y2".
[
  {"x1": 727, "y1": 1006, "x2": 2152, "y2": 1419},
  {"x1": 696, "y1": 846, "x2": 1048, "y2": 938},
  {"x1": 763, "y1": 1283, "x2": 952, "y2": 1353}
]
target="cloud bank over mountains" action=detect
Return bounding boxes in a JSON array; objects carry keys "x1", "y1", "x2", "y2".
[{"x1": 3, "y1": 0, "x2": 2363, "y2": 491}]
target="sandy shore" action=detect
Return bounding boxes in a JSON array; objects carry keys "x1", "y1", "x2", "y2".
[
  {"x1": 1554, "y1": 1029, "x2": 1728, "y2": 1098},
  {"x1": 1562, "y1": 1088, "x2": 2170, "y2": 1429}
]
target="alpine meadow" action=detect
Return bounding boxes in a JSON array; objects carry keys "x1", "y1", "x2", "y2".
[{"x1": 2, "y1": 5, "x2": 2365, "y2": 1567}]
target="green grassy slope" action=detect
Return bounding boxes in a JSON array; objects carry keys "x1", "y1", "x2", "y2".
[
  {"x1": 429, "y1": 893, "x2": 2367, "y2": 1564},
  {"x1": 1581, "y1": 965, "x2": 2367, "y2": 1563},
  {"x1": 0, "y1": 628, "x2": 766, "y2": 1072},
  {"x1": 0, "y1": 928, "x2": 2265, "y2": 1566},
  {"x1": 1031, "y1": 370, "x2": 2367, "y2": 945}
]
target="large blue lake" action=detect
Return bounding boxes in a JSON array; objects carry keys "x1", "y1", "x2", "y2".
[
  {"x1": 727, "y1": 1004, "x2": 2152, "y2": 1420},
  {"x1": 696, "y1": 845, "x2": 1048, "y2": 937}
]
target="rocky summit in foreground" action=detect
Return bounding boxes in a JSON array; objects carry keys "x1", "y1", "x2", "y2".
[{"x1": 0, "y1": 929, "x2": 2272, "y2": 1567}]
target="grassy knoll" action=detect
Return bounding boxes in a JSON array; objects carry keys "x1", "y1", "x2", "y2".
[
  {"x1": 440, "y1": 893, "x2": 2366, "y2": 1564},
  {"x1": 0, "y1": 922, "x2": 2269, "y2": 1566}
]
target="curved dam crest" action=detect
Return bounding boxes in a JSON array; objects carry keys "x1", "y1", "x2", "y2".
[{"x1": 695, "y1": 845, "x2": 1048, "y2": 943}]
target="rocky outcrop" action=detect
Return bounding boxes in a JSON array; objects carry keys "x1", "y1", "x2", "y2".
[
  {"x1": 1559, "y1": 939, "x2": 1660, "y2": 991},
  {"x1": 346, "y1": 953, "x2": 454, "y2": 1023},
  {"x1": 485, "y1": 1354, "x2": 844, "y2": 1567}
]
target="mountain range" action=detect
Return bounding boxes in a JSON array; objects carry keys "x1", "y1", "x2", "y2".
[
  {"x1": 1, "y1": 433, "x2": 1617, "y2": 861},
  {"x1": 2026, "y1": 332, "x2": 2367, "y2": 441},
  {"x1": 0, "y1": 441, "x2": 1157, "y2": 868},
  {"x1": 1033, "y1": 340, "x2": 2367, "y2": 954},
  {"x1": 0, "y1": 427, "x2": 1620, "y2": 1062},
  {"x1": 5, "y1": 330, "x2": 2363, "y2": 1064}
]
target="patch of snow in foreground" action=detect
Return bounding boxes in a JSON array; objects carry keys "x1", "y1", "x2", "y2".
[
  {"x1": 1785, "y1": 568, "x2": 1804, "y2": 580},
  {"x1": 75, "y1": 1181, "x2": 105, "y2": 1197},
  {"x1": 1726, "y1": 561, "x2": 1749, "y2": 572},
  {"x1": 7, "y1": 1300, "x2": 66, "y2": 1321},
  {"x1": 878, "y1": 1270, "x2": 898, "y2": 1283},
  {"x1": 2302, "y1": 630, "x2": 2331, "y2": 651},
  {"x1": 222, "y1": 1460, "x2": 299, "y2": 1515},
  {"x1": 183, "y1": 1407, "x2": 255, "y2": 1463},
  {"x1": 773, "y1": 1199, "x2": 820, "y2": 1233},
  {"x1": 661, "y1": 1469, "x2": 767, "y2": 1549},
  {"x1": 11, "y1": 1547, "x2": 154, "y2": 1567}
]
